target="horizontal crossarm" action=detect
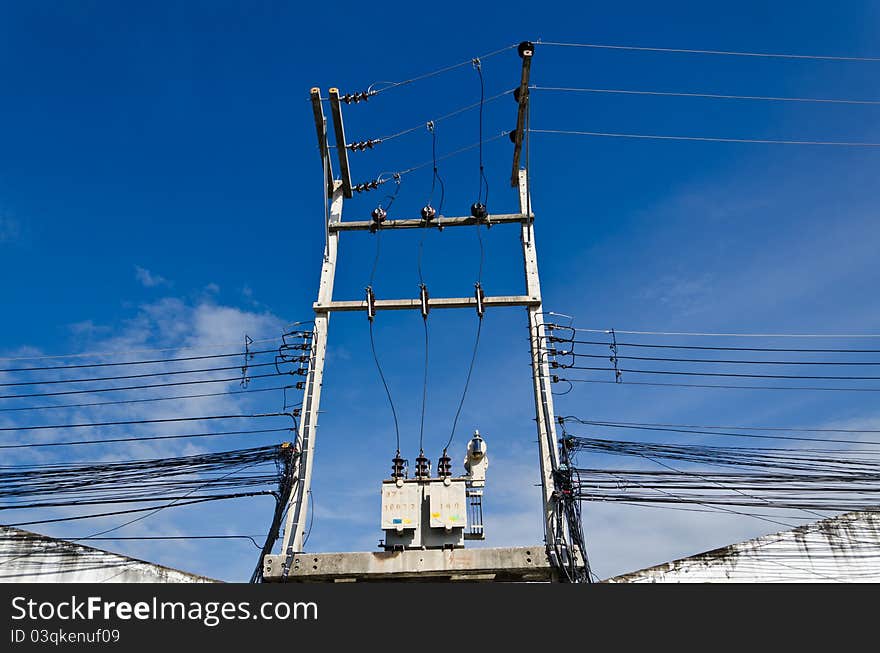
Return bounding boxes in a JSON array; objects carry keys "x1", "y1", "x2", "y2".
[{"x1": 314, "y1": 295, "x2": 539, "y2": 313}]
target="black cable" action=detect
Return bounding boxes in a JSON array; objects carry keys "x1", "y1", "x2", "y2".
[
  {"x1": 75, "y1": 535, "x2": 263, "y2": 549},
  {"x1": 445, "y1": 318, "x2": 483, "y2": 451},
  {"x1": 0, "y1": 384, "x2": 295, "y2": 414},
  {"x1": 570, "y1": 352, "x2": 880, "y2": 365},
  {"x1": 564, "y1": 364, "x2": 880, "y2": 380},
  {"x1": 560, "y1": 376, "x2": 880, "y2": 392},
  {"x1": 369, "y1": 320, "x2": 400, "y2": 452},
  {"x1": 558, "y1": 338, "x2": 880, "y2": 353},
  {"x1": 0, "y1": 349, "x2": 277, "y2": 374},
  {"x1": 0, "y1": 427, "x2": 291, "y2": 450},
  {"x1": 560, "y1": 417, "x2": 880, "y2": 446},
  {"x1": 419, "y1": 317, "x2": 429, "y2": 453},
  {"x1": 0, "y1": 371, "x2": 282, "y2": 400},
  {"x1": 0, "y1": 360, "x2": 280, "y2": 388},
  {"x1": 369, "y1": 43, "x2": 516, "y2": 95},
  {"x1": 0, "y1": 412, "x2": 289, "y2": 433},
  {"x1": 3, "y1": 493, "x2": 271, "y2": 528}
]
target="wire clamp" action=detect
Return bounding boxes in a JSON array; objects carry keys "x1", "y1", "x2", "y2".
[{"x1": 609, "y1": 328, "x2": 622, "y2": 383}]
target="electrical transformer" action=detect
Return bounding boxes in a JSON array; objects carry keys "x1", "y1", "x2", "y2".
[{"x1": 380, "y1": 431, "x2": 489, "y2": 551}]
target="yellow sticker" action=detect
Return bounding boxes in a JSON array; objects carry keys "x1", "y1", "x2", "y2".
[{"x1": 431, "y1": 512, "x2": 440, "y2": 518}]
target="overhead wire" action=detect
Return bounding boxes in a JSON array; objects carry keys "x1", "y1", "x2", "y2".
[
  {"x1": 0, "y1": 384, "x2": 296, "y2": 414},
  {"x1": 368, "y1": 43, "x2": 517, "y2": 95},
  {"x1": 557, "y1": 376, "x2": 880, "y2": 393},
  {"x1": 531, "y1": 85, "x2": 880, "y2": 106},
  {"x1": 0, "y1": 336, "x2": 286, "y2": 363},
  {"x1": 535, "y1": 40, "x2": 880, "y2": 62},
  {"x1": 531, "y1": 128, "x2": 880, "y2": 148}
]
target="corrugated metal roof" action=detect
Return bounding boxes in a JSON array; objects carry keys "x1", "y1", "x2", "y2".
[{"x1": 607, "y1": 510, "x2": 880, "y2": 583}]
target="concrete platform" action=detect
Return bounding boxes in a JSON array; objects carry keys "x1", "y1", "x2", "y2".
[{"x1": 263, "y1": 545, "x2": 554, "y2": 582}]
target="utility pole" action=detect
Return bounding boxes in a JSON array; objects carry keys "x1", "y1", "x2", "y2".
[{"x1": 263, "y1": 43, "x2": 587, "y2": 582}]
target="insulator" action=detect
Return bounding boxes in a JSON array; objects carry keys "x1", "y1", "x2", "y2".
[
  {"x1": 474, "y1": 282, "x2": 485, "y2": 319},
  {"x1": 518, "y1": 41, "x2": 535, "y2": 58},
  {"x1": 414, "y1": 451, "x2": 431, "y2": 479},
  {"x1": 354, "y1": 179, "x2": 382, "y2": 193},
  {"x1": 365, "y1": 286, "x2": 376, "y2": 321},
  {"x1": 391, "y1": 451, "x2": 407, "y2": 479},
  {"x1": 420, "y1": 205, "x2": 436, "y2": 221},
  {"x1": 371, "y1": 207, "x2": 387, "y2": 223},
  {"x1": 437, "y1": 451, "x2": 452, "y2": 478},
  {"x1": 470, "y1": 202, "x2": 488, "y2": 220},
  {"x1": 419, "y1": 283, "x2": 430, "y2": 320},
  {"x1": 347, "y1": 139, "x2": 382, "y2": 152},
  {"x1": 342, "y1": 90, "x2": 375, "y2": 104}
]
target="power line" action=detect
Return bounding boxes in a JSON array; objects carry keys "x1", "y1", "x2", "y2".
[
  {"x1": 561, "y1": 418, "x2": 880, "y2": 446},
  {"x1": 532, "y1": 128, "x2": 880, "y2": 148},
  {"x1": 0, "y1": 412, "x2": 289, "y2": 433},
  {"x1": 369, "y1": 43, "x2": 517, "y2": 95},
  {"x1": 0, "y1": 349, "x2": 276, "y2": 374},
  {"x1": 563, "y1": 364, "x2": 880, "y2": 381},
  {"x1": 70, "y1": 535, "x2": 264, "y2": 549},
  {"x1": 0, "y1": 372, "x2": 282, "y2": 400},
  {"x1": 395, "y1": 132, "x2": 508, "y2": 178},
  {"x1": 379, "y1": 90, "x2": 514, "y2": 142},
  {"x1": 536, "y1": 40, "x2": 880, "y2": 62},
  {"x1": 570, "y1": 352, "x2": 880, "y2": 365},
  {"x1": 445, "y1": 318, "x2": 483, "y2": 452},
  {"x1": 559, "y1": 377, "x2": 880, "y2": 393},
  {"x1": 566, "y1": 327, "x2": 880, "y2": 338},
  {"x1": 0, "y1": 427, "x2": 291, "y2": 450},
  {"x1": 0, "y1": 360, "x2": 281, "y2": 388},
  {"x1": 0, "y1": 336, "x2": 286, "y2": 363},
  {"x1": 368, "y1": 320, "x2": 400, "y2": 453},
  {"x1": 3, "y1": 493, "x2": 271, "y2": 528},
  {"x1": 0, "y1": 385, "x2": 295, "y2": 414},
  {"x1": 531, "y1": 85, "x2": 880, "y2": 106},
  {"x1": 558, "y1": 338, "x2": 880, "y2": 353},
  {"x1": 561, "y1": 417, "x2": 880, "y2": 435}
]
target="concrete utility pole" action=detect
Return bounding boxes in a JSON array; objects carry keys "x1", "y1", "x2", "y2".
[{"x1": 264, "y1": 43, "x2": 587, "y2": 581}]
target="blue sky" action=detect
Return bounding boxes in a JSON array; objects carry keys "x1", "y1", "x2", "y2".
[{"x1": 2, "y1": 2, "x2": 880, "y2": 582}]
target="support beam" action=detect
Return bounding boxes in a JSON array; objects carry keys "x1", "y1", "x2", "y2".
[
  {"x1": 329, "y1": 213, "x2": 530, "y2": 232},
  {"x1": 510, "y1": 42, "x2": 534, "y2": 187},
  {"x1": 315, "y1": 295, "x2": 539, "y2": 314},
  {"x1": 328, "y1": 88, "x2": 353, "y2": 199},
  {"x1": 263, "y1": 545, "x2": 553, "y2": 582},
  {"x1": 310, "y1": 88, "x2": 334, "y2": 197},
  {"x1": 279, "y1": 181, "x2": 344, "y2": 570},
  {"x1": 518, "y1": 169, "x2": 562, "y2": 560}
]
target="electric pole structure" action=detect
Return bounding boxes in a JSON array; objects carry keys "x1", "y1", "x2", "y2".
[{"x1": 263, "y1": 42, "x2": 589, "y2": 582}]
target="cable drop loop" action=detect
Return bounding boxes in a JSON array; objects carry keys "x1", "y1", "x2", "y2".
[
  {"x1": 474, "y1": 282, "x2": 485, "y2": 319},
  {"x1": 419, "y1": 283, "x2": 430, "y2": 320},
  {"x1": 365, "y1": 286, "x2": 377, "y2": 322}
]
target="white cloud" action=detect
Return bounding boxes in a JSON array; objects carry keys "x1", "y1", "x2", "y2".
[
  {"x1": 134, "y1": 266, "x2": 170, "y2": 288},
  {"x1": 1, "y1": 294, "x2": 292, "y2": 580}
]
